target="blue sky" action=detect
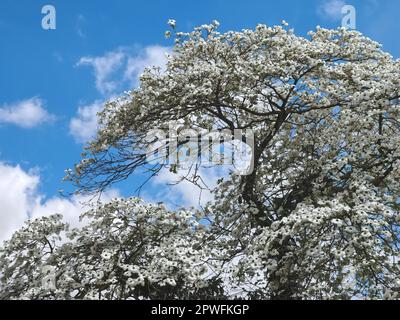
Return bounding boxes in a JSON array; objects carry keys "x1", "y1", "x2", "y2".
[{"x1": 0, "y1": 0, "x2": 399, "y2": 240}]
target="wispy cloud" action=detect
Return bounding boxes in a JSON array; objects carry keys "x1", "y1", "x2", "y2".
[
  {"x1": 77, "y1": 50, "x2": 125, "y2": 95},
  {"x1": 72, "y1": 45, "x2": 170, "y2": 144},
  {"x1": 124, "y1": 45, "x2": 170, "y2": 86},
  {"x1": 318, "y1": 0, "x2": 346, "y2": 20},
  {"x1": 69, "y1": 100, "x2": 104, "y2": 143},
  {"x1": 75, "y1": 14, "x2": 86, "y2": 38},
  {"x1": 0, "y1": 97, "x2": 55, "y2": 128},
  {"x1": 77, "y1": 45, "x2": 170, "y2": 96}
]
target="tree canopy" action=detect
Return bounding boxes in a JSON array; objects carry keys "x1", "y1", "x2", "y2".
[{"x1": 1, "y1": 21, "x2": 400, "y2": 300}]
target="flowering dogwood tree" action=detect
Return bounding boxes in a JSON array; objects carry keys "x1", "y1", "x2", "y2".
[
  {"x1": 1, "y1": 21, "x2": 400, "y2": 300},
  {"x1": 0, "y1": 199, "x2": 224, "y2": 299}
]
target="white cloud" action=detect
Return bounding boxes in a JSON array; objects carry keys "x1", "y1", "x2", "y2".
[
  {"x1": 30, "y1": 189, "x2": 120, "y2": 229},
  {"x1": 71, "y1": 45, "x2": 170, "y2": 144},
  {"x1": 77, "y1": 45, "x2": 170, "y2": 95},
  {"x1": 318, "y1": 0, "x2": 346, "y2": 20},
  {"x1": 77, "y1": 50, "x2": 125, "y2": 95},
  {"x1": 0, "y1": 97, "x2": 54, "y2": 128},
  {"x1": 75, "y1": 14, "x2": 86, "y2": 38},
  {"x1": 69, "y1": 100, "x2": 104, "y2": 143},
  {"x1": 0, "y1": 162, "x2": 119, "y2": 242},
  {"x1": 124, "y1": 45, "x2": 170, "y2": 86},
  {"x1": 0, "y1": 163, "x2": 39, "y2": 241}
]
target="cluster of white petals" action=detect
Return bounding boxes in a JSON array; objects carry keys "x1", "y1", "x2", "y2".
[{"x1": 0, "y1": 199, "x2": 221, "y2": 299}]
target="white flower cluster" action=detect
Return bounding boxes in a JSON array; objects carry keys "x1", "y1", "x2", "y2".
[{"x1": 0, "y1": 199, "x2": 217, "y2": 300}]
